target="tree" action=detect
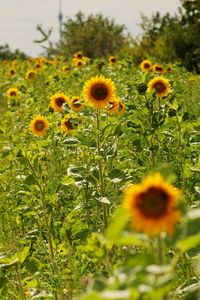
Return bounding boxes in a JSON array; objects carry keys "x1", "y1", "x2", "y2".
[
  {"x1": 0, "y1": 44, "x2": 27, "y2": 60},
  {"x1": 36, "y1": 12, "x2": 130, "y2": 58},
  {"x1": 133, "y1": 0, "x2": 200, "y2": 73}
]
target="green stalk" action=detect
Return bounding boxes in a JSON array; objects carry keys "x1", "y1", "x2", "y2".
[
  {"x1": 96, "y1": 109, "x2": 108, "y2": 228},
  {"x1": 15, "y1": 264, "x2": 25, "y2": 300}
]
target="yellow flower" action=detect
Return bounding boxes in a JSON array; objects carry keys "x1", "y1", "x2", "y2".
[
  {"x1": 74, "y1": 59, "x2": 85, "y2": 68},
  {"x1": 82, "y1": 75, "x2": 116, "y2": 109},
  {"x1": 147, "y1": 76, "x2": 171, "y2": 98},
  {"x1": 152, "y1": 64, "x2": 164, "y2": 73},
  {"x1": 118, "y1": 100, "x2": 126, "y2": 114},
  {"x1": 140, "y1": 59, "x2": 152, "y2": 72},
  {"x1": 70, "y1": 96, "x2": 84, "y2": 112},
  {"x1": 61, "y1": 116, "x2": 78, "y2": 133},
  {"x1": 50, "y1": 93, "x2": 69, "y2": 112},
  {"x1": 30, "y1": 115, "x2": 48, "y2": 137},
  {"x1": 108, "y1": 56, "x2": 117, "y2": 65},
  {"x1": 62, "y1": 65, "x2": 70, "y2": 72},
  {"x1": 107, "y1": 99, "x2": 119, "y2": 114},
  {"x1": 25, "y1": 69, "x2": 37, "y2": 80},
  {"x1": 123, "y1": 173, "x2": 181, "y2": 236},
  {"x1": 6, "y1": 87, "x2": 19, "y2": 98},
  {"x1": 9, "y1": 69, "x2": 16, "y2": 76},
  {"x1": 73, "y1": 51, "x2": 84, "y2": 60}
]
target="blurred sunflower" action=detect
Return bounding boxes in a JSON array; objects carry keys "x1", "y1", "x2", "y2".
[
  {"x1": 50, "y1": 93, "x2": 69, "y2": 112},
  {"x1": 108, "y1": 56, "x2": 117, "y2": 65},
  {"x1": 70, "y1": 96, "x2": 84, "y2": 112},
  {"x1": 147, "y1": 76, "x2": 171, "y2": 98},
  {"x1": 25, "y1": 70, "x2": 37, "y2": 80},
  {"x1": 118, "y1": 100, "x2": 126, "y2": 114},
  {"x1": 61, "y1": 116, "x2": 78, "y2": 133},
  {"x1": 107, "y1": 99, "x2": 119, "y2": 114},
  {"x1": 123, "y1": 173, "x2": 181, "y2": 236},
  {"x1": 140, "y1": 60, "x2": 152, "y2": 72},
  {"x1": 30, "y1": 115, "x2": 48, "y2": 137},
  {"x1": 6, "y1": 87, "x2": 19, "y2": 98},
  {"x1": 74, "y1": 59, "x2": 85, "y2": 68},
  {"x1": 152, "y1": 64, "x2": 164, "y2": 73},
  {"x1": 73, "y1": 51, "x2": 84, "y2": 60},
  {"x1": 82, "y1": 75, "x2": 116, "y2": 109},
  {"x1": 9, "y1": 69, "x2": 15, "y2": 76}
]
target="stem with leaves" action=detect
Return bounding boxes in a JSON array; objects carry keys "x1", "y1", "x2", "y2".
[{"x1": 96, "y1": 109, "x2": 108, "y2": 228}]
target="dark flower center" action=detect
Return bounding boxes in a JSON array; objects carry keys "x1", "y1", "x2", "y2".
[
  {"x1": 144, "y1": 63, "x2": 150, "y2": 69},
  {"x1": 55, "y1": 97, "x2": 65, "y2": 107},
  {"x1": 64, "y1": 120, "x2": 74, "y2": 130},
  {"x1": 91, "y1": 84, "x2": 108, "y2": 101},
  {"x1": 76, "y1": 53, "x2": 83, "y2": 59},
  {"x1": 28, "y1": 72, "x2": 35, "y2": 79},
  {"x1": 154, "y1": 82, "x2": 166, "y2": 93},
  {"x1": 137, "y1": 187, "x2": 169, "y2": 218},
  {"x1": 73, "y1": 99, "x2": 81, "y2": 108},
  {"x1": 35, "y1": 121, "x2": 45, "y2": 131},
  {"x1": 111, "y1": 58, "x2": 116, "y2": 63},
  {"x1": 155, "y1": 66, "x2": 163, "y2": 72},
  {"x1": 10, "y1": 91, "x2": 17, "y2": 97},
  {"x1": 77, "y1": 61, "x2": 83, "y2": 67}
]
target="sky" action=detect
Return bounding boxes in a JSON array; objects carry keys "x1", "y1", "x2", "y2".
[{"x1": 0, "y1": 0, "x2": 181, "y2": 57}]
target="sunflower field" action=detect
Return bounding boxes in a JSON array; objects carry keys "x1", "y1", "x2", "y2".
[{"x1": 0, "y1": 53, "x2": 200, "y2": 300}]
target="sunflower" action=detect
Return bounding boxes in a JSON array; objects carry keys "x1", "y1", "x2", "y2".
[
  {"x1": 108, "y1": 56, "x2": 117, "y2": 65},
  {"x1": 73, "y1": 51, "x2": 83, "y2": 60},
  {"x1": 118, "y1": 100, "x2": 126, "y2": 114},
  {"x1": 107, "y1": 99, "x2": 119, "y2": 114},
  {"x1": 147, "y1": 76, "x2": 171, "y2": 98},
  {"x1": 74, "y1": 59, "x2": 85, "y2": 68},
  {"x1": 152, "y1": 64, "x2": 164, "y2": 73},
  {"x1": 140, "y1": 60, "x2": 152, "y2": 72},
  {"x1": 82, "y1": 75, "x2": 116, "y2": 109},
  {"x1": 50, "y1": 93, "x2": 69, "y2": 112},
  {"x1": 123, "y1": 173, "x2": 181, "y2": 236},
  {"x1": 62, "y1": 65, "x2": 70, "y2": 72},
  {"x1": 25, "y1": 69, "x2": 37, "y2": 80},
  {"x1": 6, "y1": 87, "x2": 19, "y2": 98},
  {"x1": 70, "y1": 96, "x2": 84, "y2": 112},
  {"x1": 61, "y1": 116, "x2": 78, "y2": 133},
  {"x1": 30, "y1": 115, "x2": 48, "y2": 137},
  {"x1": 9, "y1": 69, "x2": 15, "y2": 76}
]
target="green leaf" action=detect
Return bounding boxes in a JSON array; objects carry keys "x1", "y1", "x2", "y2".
[
  {"x1": 106, "y1": 207, "x2": 130, "y2": 242},
  {"x1": 176, "y1": 233, "x2": 200, "y2": 253}
]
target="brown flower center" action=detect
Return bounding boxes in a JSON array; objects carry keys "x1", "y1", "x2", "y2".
[
  {"x1": 28, "y1": 72, "x2": 35, "y2": 79},
  {"x1": 91, "y1": 84, "x2": 108, "y2": 101},
  {"x1": 154, "y1": 82, "x2": 166, "y2": 93},
  {"x1": 155, "y1": 66, "x2": 163, "y2": 72},
  {"x1": 10, "y1": 91, "x2": 17, "y2": 97},
  {"x1": 136, "y1": 187, "x2": 169, "y2": 219},
  {"x1": 111, "y1": 58, "x2": 116, "y2": 63},
  {"x1": 77, "y1": 61, "x2": 83, "y2": 67},
  {"x1": 144, "y1": 63, "x2": 150, "y2": 69},
  {"x1": 55, "y1": 97, "x2": 66, "y2": 107},
  {"x1": 73, "y1": 99, "x2": 81, "y2": 108},
  {"x1": 35, "y1": 121, "x2": 45, "y2": 131},
  {"x1": 64, "y1": 120, "x2": 74, "y2": 130}
]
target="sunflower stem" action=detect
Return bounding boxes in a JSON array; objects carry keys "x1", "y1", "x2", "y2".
[{"x1": 96, "y1": 109, "x2": 108, "y2": 228}]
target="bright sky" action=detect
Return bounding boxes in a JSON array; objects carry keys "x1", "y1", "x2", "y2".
[{"x1": 0, "y1": 0, "x2": 181, "y2": 57}]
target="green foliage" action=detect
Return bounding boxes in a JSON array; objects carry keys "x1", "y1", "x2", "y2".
[
  {"x1": 0, "y1": 44, "x2": 27, "y2": 60},
  {"x1": 0, "y1": 54, "x2": 200, "y2": 299},
  {"x1": 39, "y1": 12, "x2": 129, "y2": 58},
  {"x1": 134, "y1": 0, "x2": 200, "y2": 73}
]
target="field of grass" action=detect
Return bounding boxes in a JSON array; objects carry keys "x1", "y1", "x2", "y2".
[{"x1": 0, "y1": 55, "x2": 200, "y2": 300}]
